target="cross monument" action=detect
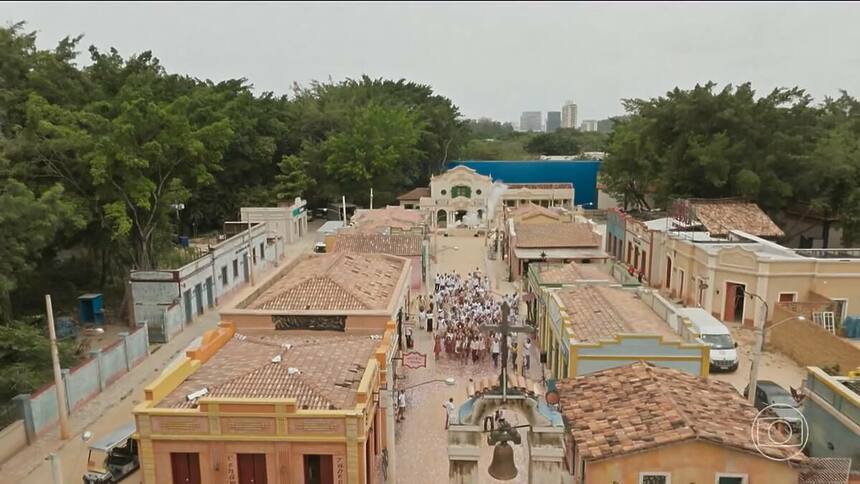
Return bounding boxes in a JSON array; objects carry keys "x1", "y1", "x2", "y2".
[{"x1": 480, "y1": 301, "x2": 535, "y2": 401}]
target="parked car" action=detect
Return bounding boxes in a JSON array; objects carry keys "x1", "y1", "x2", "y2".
[
  {"x1": 677, "y1": 308, "x2": 739, "y2": 371},
  {"x1": 82, "y1": 422, "x2": 139, "y2": 483},
  {"x1": 743, "y1": 380, "x2": 804, "y2": 434}
]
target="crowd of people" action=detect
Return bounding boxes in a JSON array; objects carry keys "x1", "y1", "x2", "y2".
[{"x1": 412, "y1": 270, "x2": 530, "y2": 373}]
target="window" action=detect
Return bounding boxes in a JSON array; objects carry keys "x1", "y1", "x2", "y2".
[
  {"x1": 778, "y1": 292, "x2": 797, "y2": 303},
  {"x1": 233, "y1": 259, "x2": 239, "y2": 278},
  {"x1": 716, "y1": 475, "x2": 747, "y2": 484},
  {"x1": 476, "y1": 189, "x2": 482, "y2": 195},
  {"x1": 640, "y1": 473, "x2": 670, "y2": 484},
  {"x1": 221, "y1": 266, "x2": 228, "y2": 286},
  {"x1": 441, "y1": 189, "x2": 447, "y2": 196},
  {"x1": 260, "y1": 242, "x2": 265, "y2": 260},
  {"x1": 451, "y1": 185, "x2": 472, "y2": 198}
]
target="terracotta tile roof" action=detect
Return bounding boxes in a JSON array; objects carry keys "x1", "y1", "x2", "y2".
[
  {"x1": 160, "y1": 333, "x2": 382, "y2": 410},
  {"x1": 350, "y1": 206, "x2": 427, "y2": 234},
  {"x1": 246, "y1": 252, "x2": 407, "y2": 311},
  {"x1": 331, "y1": 233, "x2": 422, "y2": 257},
  {"x1": 688, "y1": 198, "x2": 784, "y2": 238},
  {"x1": 508, "y1": 203, "x2": 564, "y2": 221},
  {"x1": 558, "y1": 362, "x2": 805, "y2": 463},
  {"x1": 515, "y1": 221, "x2": 600, "y2": 249},
  {"x1": 397, "y1": 187, "x2": 430, "y2": 201},
  {"x1": 554, "y1": 286, "x2": 676, "y2": 340},
  {"x1": 538, "y1": 262, "x2": 612, "y2": 284},
  {"x1": 554, "y1": 286, "x2": 629, "y2": 341}
]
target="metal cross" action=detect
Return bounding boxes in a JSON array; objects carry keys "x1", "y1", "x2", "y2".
[{"x1": 480, "y1": 301, "x2": 535, "y2": 401}]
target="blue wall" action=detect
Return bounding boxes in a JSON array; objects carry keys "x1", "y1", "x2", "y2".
[{"x1": 447, "y1": 160, "x2": 601, "y2": 207}]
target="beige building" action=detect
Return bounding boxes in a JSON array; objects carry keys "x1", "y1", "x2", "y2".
[
  {"x1": 506, "y1": 215, "x2": 606, "y2": 282},
  {"x1": 561, "y1": 100, "x2": 578, "y2": 129},
  {"x1": 348, "y1": 206, "x2": 428, "y2": 236},
  {"x1": 395, "y1": 187, "x2": 429, "y2": 210},
  {"x1": 417, "y1": 165, "x2": 495, "y2": 229},
  {"x1": 501, "y1": 183, "x2": 574, "y2": 210},
  {"x1": 658, "y1": 229, "x2": 860, "y2": 327},
  {"x1": 558, "y1": 362, "x2": 805, "y2": 483},
  {"x1": 240, "y1": 197, "x2": 309, "y2": 245}
]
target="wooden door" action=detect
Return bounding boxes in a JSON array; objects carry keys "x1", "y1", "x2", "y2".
[
  {"x1": 170, "y1": 452, "x2": 201, "y2": 484},
  {"x1": 304, "y1": 455, "x2": 334, "y2": 484},
  {"x1": 237, "y1": 453, "x2": 267, "y2": 484},
  {"x1": 724, "y1": 283, "x2": 737, "y2": 321}
]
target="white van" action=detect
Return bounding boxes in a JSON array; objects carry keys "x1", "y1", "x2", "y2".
[{"x1": 677, "y1": 308, "x2": 739, "y2": 372}]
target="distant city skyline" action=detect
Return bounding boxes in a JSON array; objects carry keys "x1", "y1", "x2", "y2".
[{"x1": 4, "y1": 3, "x2": 859, "y2": 124}]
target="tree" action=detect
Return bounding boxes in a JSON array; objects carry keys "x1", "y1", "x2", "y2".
[
  {"x1": 275, "y1": 154, "x2": 315, "y2": 201},
  {"x1": 0, "y1": 319, "x2": 80, "y2": 404},
  {"x1": 524, "y1": 128, "x2": 607, "y2": 156}
]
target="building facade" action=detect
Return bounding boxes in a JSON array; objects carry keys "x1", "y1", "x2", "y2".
[
  {"x1": 240, "y1": 197, "x2": 308, "y2": 245},
  {"x1": 501, "y1": 183, "x2": 574, "y2": 210},
  {"x1": 580, "y1": 120, "x2": 598, "y2": 132},
  {"x1": 546, "y1": 111, "x2": 561, "y2": 132},
  {"x1": 131, "y1": 222, "x2": 281, "y2": 342},
  {"x1": 802, "y1": 366, "x2": 860, "y2": 471},
  {"x1": 520, "y1": 111, "x2": 542, "y2": 132},
  {"x1": 418, "y1": 165, "x2": 494, "y2": 229},
  {"x1": 561, "y1": 100, "x2": 578, "y2": 129}
]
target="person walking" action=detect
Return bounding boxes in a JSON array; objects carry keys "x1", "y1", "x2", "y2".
[
  {"x1": 491, "y1": 334, "x2": 500, "y2": 368},
  {"x1": 434, "y1": 333, "x2": 442, "y2": 360},
  {"x1": 398, "y1": 391, "x2": 407, "y2": 422},
  {"x1": 444, "y1": 397, "x2": 456, "y2": 429}
]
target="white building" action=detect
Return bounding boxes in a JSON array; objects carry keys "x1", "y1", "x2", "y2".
[
  {"x1": 130, "y1": 221, "x2": 283, "y2": 342},
  {"x1": 240, "y1": 197, "x2": 308, "y2": 245},
  {"x1": 581, "y1": 119, "x2": 599, "y2": 132},
  {"x1": 419, "y1": 165, "x2": 494, "y2": 229},
  {"x1": 562, "y1": 100, "x2": 578, "y2": 129}
]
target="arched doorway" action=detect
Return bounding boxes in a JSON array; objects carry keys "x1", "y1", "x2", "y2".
[
  {"x1": 665, "y1": 256, "x2": 672, "y2": 289},
  {"x1": 477, "y1": 209, "x2": 484, "y2": 220},
  {"x1": 437, "y1": 209, "x2": 448, "y2": 228}
]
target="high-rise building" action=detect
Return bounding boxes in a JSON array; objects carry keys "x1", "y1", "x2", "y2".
[
  {"x1": 561, "y1": 100, "x2": 578, "y2": 129},
  {"x1": 520, "y1": 111, "x2": 543, "y2": 132},
  {"x1": 581, "y1": 120, "x2": 599, "y2": 132},
  {"x1": 546, "y1": 111, "x2": 561, "y2": 132}
]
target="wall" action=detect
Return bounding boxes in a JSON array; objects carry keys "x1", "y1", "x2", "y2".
[
  {"x1": 769, "y1": 316, "x2": 860, "y2": 374},
  {"x1": 802, "y1": 367, "x2": 860, "y2": 471},
  {"x1": 14, "y1": 325, "x2": 150, "y2": 438},
  {"x1": 583, "y1": 440, "x2": 798, "y2": 483},
  {"x1": 0, "y1": 421, "x2": 27, "y2": 464},
  {"x1": 571, "y1": 335, "x2": 708, "y2": 377},
  {"x1": 449, "y1": 160, "x2": 601, "y2": 207}
]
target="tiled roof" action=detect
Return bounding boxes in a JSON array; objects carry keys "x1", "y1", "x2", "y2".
[
  {"x1": 159, "y1": 333, "x2": 382, "y2": 410},
  {"x1": 508, "y1": 203, "x2": 564, "y2": 221},
  {"x1": 397, "y1": 187, "x2": 431, "y2": 200},
  {"x1": 331, "y1": 233, "x2": 422, "y2": 256},
  {"x1": 246, "y1": 252, "x2": 406, "y2": 311},
  {"x1": 554, "y1": 286, "x2": 629, "y2": 341},
  {"x1": 558, "y1": 362, "x2": 805, "y2": 463},
  {"x1": 538, "y1": 262, "x2": 611, "y2": 284},
  {"x1": 515, "y1": 221, "x2": 600, "y2": 248},
  {"x1": 350, "y1": 206, "x2": 427, "y2": 233},
  {"x1": 688, "y1": 198, "x2": 784, "y2": 238}
]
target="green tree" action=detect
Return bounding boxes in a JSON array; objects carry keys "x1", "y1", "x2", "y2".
[
  {"x1": 0, "y1": 319, "x2": 80, "y2": 403},
  {"x1": 524, "y1": 128, "x2": 607, "y2": 156},
  {"x1": 275, "y1": 154, "x2": 315, "y2": 201}
]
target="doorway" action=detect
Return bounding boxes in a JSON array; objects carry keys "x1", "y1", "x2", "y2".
[
  {"x1": 205, "y1": 277, "x2": 214, "y2": 308},
  {"x1": 237, "y1": 453, "x2": 267, "y2": 484},
  {"x1": 436, "y1": 209, "x2": 448, "y2": 229},
  {"x1": 183, "y1": 290, "x2": 193, "y2": 324},
  {"x1": 194, "y1": 283, "x2": 204, "y2": 315},
  {"x1": 170, "y1": 452, "x2": 201, "y2": 484},
  {"x1": 724, "y1": 282, "x2": 746, "y2": 323},
  {"x1": 665, "y1": 257, "x2": 672, "y2": 290},
  {"x1": 454, "y1": 210, "x2": 467, "y2": 223},
  {"x1": 303, "y1": 454, "x2": 334, "y2": 484}
]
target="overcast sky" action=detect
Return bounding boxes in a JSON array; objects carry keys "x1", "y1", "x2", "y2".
[{"x1": 5, "y1": 2, "x2": 860, "y2": 124}]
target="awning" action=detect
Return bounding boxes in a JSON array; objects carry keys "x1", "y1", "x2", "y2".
[
  {"x1": 89, "y1": 422, "x2": 136, "y2": 452},
  {"x1": 514, "y1": 248, "x2": 609, "y2": 260}
]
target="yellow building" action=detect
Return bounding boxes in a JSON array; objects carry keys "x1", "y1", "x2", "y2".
[
  {"x1": 134, "y1": 321, "x2": 397, "y2": 484},
  {"x1": 558, "y1": 362, "x2": 806, "y2": 483}
]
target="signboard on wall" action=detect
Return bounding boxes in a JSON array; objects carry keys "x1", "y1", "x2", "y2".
[{"x1": 402, "y1": 351, "x2": 427, "y2": 369}]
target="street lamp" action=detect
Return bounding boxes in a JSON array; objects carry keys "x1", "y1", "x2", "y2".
[{"x1": 745, "y1": 291, "x2": 768, "y2": 405}]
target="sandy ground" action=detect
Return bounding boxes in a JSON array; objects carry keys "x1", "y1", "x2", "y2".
[{"x1": 2, "y1": 225, "x2": 320, "y2": 484}]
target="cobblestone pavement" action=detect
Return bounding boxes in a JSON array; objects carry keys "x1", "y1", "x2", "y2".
[{"x1": 395, "y1": 234, "x2": 544, "y2": 484}]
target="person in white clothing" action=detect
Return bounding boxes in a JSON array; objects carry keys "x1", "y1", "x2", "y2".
[{"x1": 443, "y1": 398, "x2": 456, "y2": 429}]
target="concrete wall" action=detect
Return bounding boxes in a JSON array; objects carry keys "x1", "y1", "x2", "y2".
[
  {"x1": 802, "y1": 368, "x2": 860, "y2": 470},
  {"x1": 770, "y1": 317, "x2": 860, "y2": 374},
  {"x1": 14, "y1": 325, "x2": 150, "y2": 439},
  {"x1": 0, "y1": 421, "x2": 27, "y2": 464}
]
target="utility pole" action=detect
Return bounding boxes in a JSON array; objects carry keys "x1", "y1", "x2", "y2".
[
  {"x1": 247, "y1": 218, "x2": 256, "y2": 287},
  {"x1": 45, "y1": 295, "x2": 70, "y2": 440},
  {"x1": 49, "y1": 453, "x2": 63, "y2": 484},
  {"x1": 746, "y1": 292, "x2": 768, "y2": 404},
  {"x1": 342, "y1": 196, "x2": 347, "y2": 224},
  {"x1": 370, "y1": 187, "x2": 374, "y2": 210}
]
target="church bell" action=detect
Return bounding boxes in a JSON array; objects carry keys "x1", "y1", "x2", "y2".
[{"x1": 487, "y1": 441, "x2": 518, "y2": 480}]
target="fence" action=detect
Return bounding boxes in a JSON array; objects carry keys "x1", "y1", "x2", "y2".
[{"x1": 9, "y1": 323, "x2": 150, "y2": 443}]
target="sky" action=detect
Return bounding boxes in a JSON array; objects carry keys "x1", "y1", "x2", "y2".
[{"x1": 4, "y1": 2, "x2": 860, "y2": 125}]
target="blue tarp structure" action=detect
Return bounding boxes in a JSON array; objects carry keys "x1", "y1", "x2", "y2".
[
  {"x1": 842, "y1": 316, "x2": 860, "y2": 339},
  {"x1": 447, "y1": 160, "x2": 602, "y2": 208}
]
